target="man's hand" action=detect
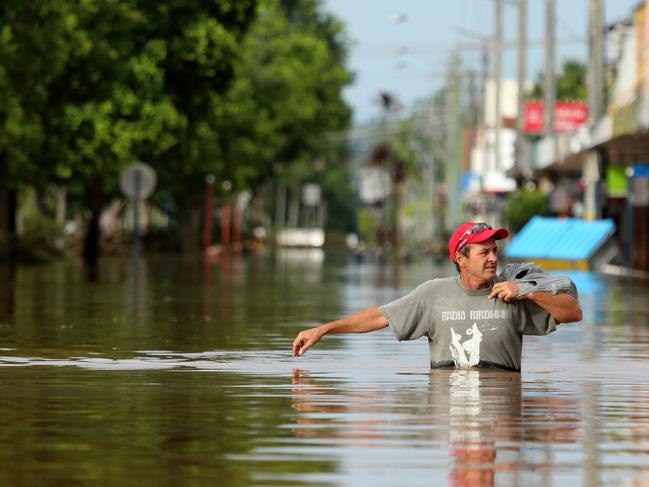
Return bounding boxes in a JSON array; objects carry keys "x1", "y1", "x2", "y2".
[
  {"x1": 489, "y1": 281, "x2": 520, "y2": 303},
  {"x1": 291, "y1": 307, "x2": 389, "y2": 358},
  {"x1": 292, "y1": 326, "x2": 325, "y2": 357}
]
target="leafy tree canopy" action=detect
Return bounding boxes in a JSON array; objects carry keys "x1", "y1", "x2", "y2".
[
  {"x1": 1, "y1": 0, "x2": 354, "y2": 248},
  {"x1": 211, "y1": 0, "x2": 352, "y2": 195},
  {"x1": 530, "y1": 59, "x2": 586, "y2": 102}
]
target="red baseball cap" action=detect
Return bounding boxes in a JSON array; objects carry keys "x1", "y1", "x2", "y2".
[{"x1": 448, "y1": 222, "x2": 509, "y2": 261}]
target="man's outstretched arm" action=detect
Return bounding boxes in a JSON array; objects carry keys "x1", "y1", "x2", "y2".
[{"x1": 292, "y1": 307, "x2": 389, "y2": 357}]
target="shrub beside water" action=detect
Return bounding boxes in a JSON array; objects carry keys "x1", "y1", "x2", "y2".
[{"x1": 504, "y1": 189, "x2": 550, "y2": 233}]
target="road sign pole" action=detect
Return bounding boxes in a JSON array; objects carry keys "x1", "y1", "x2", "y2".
[
  {"x1": 132, "y1": 169, "x2": 141, "y2": 266},
  {"x1": 119, "y1": 162, "x2": 156, "y2": 278}
]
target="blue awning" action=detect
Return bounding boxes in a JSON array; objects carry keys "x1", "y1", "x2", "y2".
[{"x1": 504, "y1": 217, "x2": 616, "y2": 261}]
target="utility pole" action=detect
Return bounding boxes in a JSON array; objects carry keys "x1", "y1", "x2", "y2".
[
  {"x1": 446, "y1": 52, "x2": 463, "y2": 231},
  {"x1": 544, "y1": 0, "x2": 556, "y2": 142},
  {"x1": 494, "y1": 0, "x2": 503, "y2": 172},
  {"x1": 516, "y1": 0, "x2": 528, "y2": 176},
  {"x1": 480, "y1": 41, "x2": 490, "y2": 182},
  {"x1": 585, "y1": 0, "x2": 605, "y2": 222},
  {"x1": 454, "y1": 30, "x2": 490, "y2": 183},
  {"x1": 587, "y1": 0, "x2": 604, "y2": 122}
]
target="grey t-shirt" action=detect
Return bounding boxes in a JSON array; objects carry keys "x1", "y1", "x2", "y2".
[{"x1": 380, "y1": 276, "x2": 562, "y2": 372}]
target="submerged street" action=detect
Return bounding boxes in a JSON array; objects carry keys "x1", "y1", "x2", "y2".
[{"x1": 0, "y1": 252, "x2": 647, "y2": 486}]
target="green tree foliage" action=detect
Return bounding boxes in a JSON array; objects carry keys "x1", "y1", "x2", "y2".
[
  {"x1": 0, "y1": 0, "x2": 352, "y2": 259},
  {"x1": 218, "y1": 0, "x2": 352, "y2": 189},
  {"x1": 530, "y1": 60, "x2": 586, "y2": 101},
  {"x1": 140, "y1": 1, "x2": 257, "y2": 178},
  {"x1": 317, "y1": 143, "x2": 356, "y2": 233},
  {"x1": 504, "y1": 189, "x2": 549, "y2": 233},
  {"x1": 0, "y1": 1, "x2": 90, "y2": 252},
  {"x1": 1, "y1": 1, "x2": 258, "y2": 258},
  {"x1": 217, "y1": 0, "x2": 353, "y2": 233},
  {"x1": 126, "y1": 1, "x2": 258, "y2": 252},
  {"x1": 0, "y1": 2, "x2": 77, "y2": 186}
]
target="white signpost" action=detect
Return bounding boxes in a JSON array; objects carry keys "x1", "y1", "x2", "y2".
[{"x1": 360, "y1": 166, "x2": 391, "y2": 204}]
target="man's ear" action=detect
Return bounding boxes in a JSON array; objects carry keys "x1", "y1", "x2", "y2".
[{"x1": 455, "y1": 252, "x2": 466, "y2": 268}]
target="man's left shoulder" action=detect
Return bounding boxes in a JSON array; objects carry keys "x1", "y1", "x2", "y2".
[{"x1": 417, "y1": 276, "x2": 454, "y2": 288}]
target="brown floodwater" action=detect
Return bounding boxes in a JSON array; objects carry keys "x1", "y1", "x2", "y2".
[{"x1": 0, "y1": 250, "x2": 648, "y2": 486}]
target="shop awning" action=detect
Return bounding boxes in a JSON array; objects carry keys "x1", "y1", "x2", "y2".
[{"x1": 504, "y1": 217, "x2": 617, "y2": 270}]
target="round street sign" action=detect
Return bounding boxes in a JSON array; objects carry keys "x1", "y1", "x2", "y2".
[
  {"x1": 120, "y1": 162, "x2": 157, "y2": 200},
  {"x1": 302, "y1": 183, "x2": 321, "y2": 206}
]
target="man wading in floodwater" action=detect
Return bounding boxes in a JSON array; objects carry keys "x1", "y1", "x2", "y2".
[{"x1": 292, "y1": 222, "x2": 582, "y2": 372}]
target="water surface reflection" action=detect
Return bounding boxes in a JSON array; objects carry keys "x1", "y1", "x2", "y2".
[{"x1": 286, "y1": 368, "x2": 586, "y2": 487}]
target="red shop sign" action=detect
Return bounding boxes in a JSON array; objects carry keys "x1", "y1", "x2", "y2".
[{"x1": 524, "y1": 101, "x2": 588, "y2": 134}]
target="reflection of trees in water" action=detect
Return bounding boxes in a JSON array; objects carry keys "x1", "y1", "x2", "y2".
[
  {"x1": 0, "y1": 263, "x2": 15, "y2": 324},
  {"x1": 0, "y1": 254, "x2": 346, "y2": 352},
  {"x1": 291, "y1": 368, "x2": 581, "y2": 486}
]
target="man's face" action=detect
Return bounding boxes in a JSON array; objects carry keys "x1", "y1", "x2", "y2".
[{"x1": 458, "y1": 238, "x2": 499, "y2": 282}]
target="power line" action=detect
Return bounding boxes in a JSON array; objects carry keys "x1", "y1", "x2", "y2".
[
  {"x1": 353, "y1": 37, "x2": 585, "y2": 57},
  {"x1": 557, "y1": 14, "x2": 584, "y2": 43}
]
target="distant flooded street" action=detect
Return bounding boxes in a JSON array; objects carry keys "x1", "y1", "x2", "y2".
[{"x1": 0, "y1": 251, "x2": 648, "y2": 486}]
